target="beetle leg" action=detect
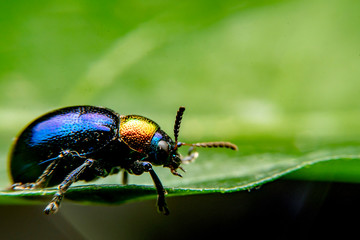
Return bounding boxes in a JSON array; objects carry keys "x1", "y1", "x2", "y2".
[
  {"x1": 130, "y1": 161, "x2": 169, "y2": 215},
  {"x1": 12, "y1": 158, "x2": 60, "y2": 190},
  {"x1": 181, "y1": 146, "x2": 199, "y2": 164},
  {"x1": 11, "y1": 150, "x2": 76, "y2": 190},
  {"x1": 122, "y1": 170, "x2": 129, "y2": 185},
  {"x1": 44, "y1": 158, "x2": 94, "y2": 215}
]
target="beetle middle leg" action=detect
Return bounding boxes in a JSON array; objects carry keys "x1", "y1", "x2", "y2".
[
  {"x1": 122, "y1": 170, "x2": 129, "y2": 185},
  {"x1": 44, "y1": 158, "x2": 94, "y2": 215},
  {"x1": 130, "y1": 160, "x2": 169, "y2": 215}
]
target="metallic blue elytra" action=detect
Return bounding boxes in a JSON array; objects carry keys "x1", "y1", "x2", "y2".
[
  {"x1": 10, "y1": 106, "x2": 119, "y2": 187},
  {"x1": 9, "y1": 105, "x2": 237, "y2": 215}
]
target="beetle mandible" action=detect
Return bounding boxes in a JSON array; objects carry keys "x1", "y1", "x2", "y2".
[{"x1": 9, "y1": 106, "x2": 237, "y2": 215}]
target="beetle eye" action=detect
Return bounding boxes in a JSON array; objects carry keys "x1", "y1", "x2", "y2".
[{"x1": 158, "y1": 140, "x2": 169, "y2": 154}]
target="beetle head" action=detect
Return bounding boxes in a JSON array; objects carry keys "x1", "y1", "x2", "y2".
[
  {"x1": 149, "y1": 129, "x2": 183, "y2": 176},
  {"x1": 150, "y1": 106, "x2": 238, "y2": 177}
]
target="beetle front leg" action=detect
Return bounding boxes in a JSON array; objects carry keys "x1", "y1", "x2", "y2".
[
  {"x1": 181, "y1": 146, "x2": 199, "y2": 164},
  {"x1": 130, "y1": 160, "x2": 169, "y2": 215},
  {"x1": 44, "y1": 158, "x2": 94, "y2": 215}
]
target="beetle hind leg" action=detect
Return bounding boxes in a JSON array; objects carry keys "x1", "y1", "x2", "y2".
[
  {"x1": 12, "y1": 155, "x2": 62, "y2": 190},
  {"x1": 12, "y1": 150, "x2": 85, "y2": 190}
]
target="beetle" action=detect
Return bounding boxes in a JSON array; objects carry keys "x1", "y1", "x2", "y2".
[{"x1": 9, "y1": 106, "x2": 237, "y2": 215}]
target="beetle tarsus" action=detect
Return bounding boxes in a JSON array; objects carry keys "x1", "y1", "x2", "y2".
[
  {"x1": 12, "y1": 182, "x2": 39, "y2": 190},
  {"x1": 44, "y1": 193, "x2": 62, "y2": 215},
  {"x1": 44, "y1": 203, "x2": 58, "y2": 215},
  {"x1": 157, "y1": 196, "x2": 170, "y2": 215},
  {"x1": 181, "y1": 146, "x2": 199, "y2": 164}
]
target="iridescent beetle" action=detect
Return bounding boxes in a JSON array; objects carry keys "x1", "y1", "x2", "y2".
[{"x1": 9, "y1": 106, "x2": 237, "y2": 215}]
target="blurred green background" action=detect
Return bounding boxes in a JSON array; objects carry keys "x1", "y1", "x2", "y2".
[{"x1": 1, "y1": 0, "x2": 360, "y2": 239}]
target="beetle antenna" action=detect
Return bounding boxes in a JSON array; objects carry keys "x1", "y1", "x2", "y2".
[
  {"x1": 181, "y1": 142, "x2": 238, "y2": 151},
  {"x1": 173, "y1": 106, "x2": 185, "y2": 150},
  {"x1": 173, "y1": 107, "x2": 238, "y2": 151}
]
